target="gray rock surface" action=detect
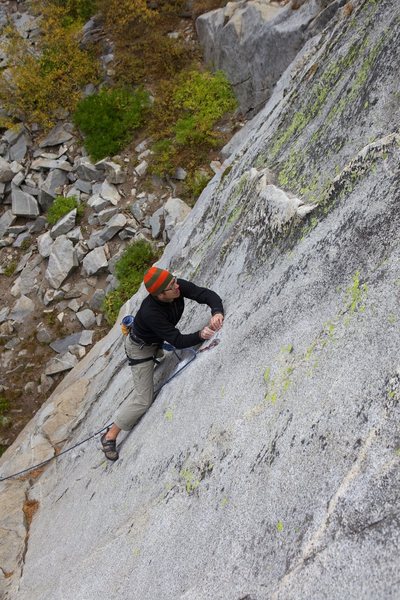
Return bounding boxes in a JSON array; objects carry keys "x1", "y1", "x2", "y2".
[
  {"x1": 39, "y1": 123, "x2": 73, "y2": 148},
  {"x1": 196, "y1": 0, "x2": 341, "y2": 114},
  {"x1": 50, "y1": 330, "x2": 94, "y2": 353},
  {"x1": 87, "y1": 214, "x2": 127, "y2": 249},
  {"x1": 11, "y1": 189, "x2": 40, "y2": 218},
  {"x1": 44, "y1": 351, "x2": 78, "y2": 375},
  {"x1": 39, "y1": 169, "x2": 69, "y2": 210},
  {"x1": 0, "y1": 157, "x2": 14, "y2": 182},
  {"x1": 50, "y1": 208, "x2": 77, "y2": 238},
  {"x1": 45, "y1": 236, "x2": 78, "y2": 289},
  {"x1": 75, "y1": 157, "x2": 105, "y2": 182},
  {"x1": 76, "y1": 308, "x2": 96, "y2": 329},
  {"x1": 37, "y1": 231, "x2": 54, "y2": 258},
  {"x1": 9, "y1": 295, "x2": 35, "y2": 322},
  {"x1": 82, "y1": 246, "x2": 109, "y2": 276},
  {"x1": 0, "y1": 210, "x2": 16, "y2": 237},
  {"x1": 9, "y1": 133, "x2": 30, "y2": 162},
  {"x1": 1, "y1": 2, "x2": 399, "y2": 600},
  {"x1": 163, "y1": 197, "x2": 191, "y2": 240}
]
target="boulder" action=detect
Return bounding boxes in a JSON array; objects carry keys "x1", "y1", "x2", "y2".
[
  {"x1": 0, "y1": 157, "x2": 15, "y2": 183},
  {"x1": 89, "y1": 289, "x2": 106, "y2": 311},
  {"x1": 0, "y1": 210, "x2": 16, "y2": 237},
  {"x1": 164, "y1": 197, "x2": 191, "y2": 240},
  {"x1": 50, "y1": 330, "x2": 94, "y2": 354},
  {"x1": 87, "y1": 194, "x2": 111, "y2": 213},
  {"x1": 0, "y1": 307, "x2": 10, "y2": 323},
  {"x1": 101, "y1": 160, "x2": 126, "y2": 184},
  {"x1": 82, "y1": 246, "x2": 108, "y2": 276},
  {"x1": 74, "y1": 157, "x2": 105, "y2": 182},
  {"x1": 50, "y1": 209, "x2": 77, "y2": 238},
  {"x1": 97, "y1": 207, "x2": 119, "y2": 225},
  {"x1": 66, "y1": 226, "x2": 82, "y2": 243},
  {"x1": 196, "y1": 0, "x2": 331, "y2": 114},
  {"x1": 173, "y1": 167, "x2": 187, "y2": 181},
  {"x1": 45, "y1": 236, "x2": 78, "y2": 289},
  {"x1": 134, "y1": 160, "x2": 148, "y2": 177},
  {"x1": 149, "y1": 206, "x2": 164, "y2": 238},
  {"x1": 37, "y1": 231, "x2": 54, "y2": 258},
  {"x1": 11, "y1": 265, "x2": 40, "y2": 297},
  {"x1": 28, "y1": 216, "x2": 47, "y2": 234},
  {"x1": 87, "y1": 213, "x2": 127, "y2": 249},
  {"x1": 99, "y1": 180, "x2": 120, "y2": 205},
  {"x1": 39, "y1": 123, "x2": 73, "y2": 148},
  {"x1": 39, "y1": 169, "x2": 69, "y2": 210},
  {"x1": 76, "y1": 309, "x2": 96, "y2": 329},
  {"x1": 44, "y1": 351, "x2": 78, "y2": 375},
  {"x1": 75, "y1": 179, "x2": 92, "y2": 194},
  {"x1": 9, "y1": 295, "x2": 35, "y2": 323},
  {"x1": 119, "y1": 226, "x2": 138, "y2": 240},
  {"x1": 11, "y1": 189, "x2": 40, "y2": 218},
  {"x1": 2, "y1": 124, "x2": 25, "y2": 146},
  {"x1": 9, "y1": 133, "x2": 30, "y2": 162}
]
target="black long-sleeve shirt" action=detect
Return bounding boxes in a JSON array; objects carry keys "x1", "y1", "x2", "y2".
[{"x1": 133, "y1": 278, "x2": 224, "y2": 349}]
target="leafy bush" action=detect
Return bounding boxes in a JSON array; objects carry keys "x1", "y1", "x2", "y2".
[
  {"x1": 150, "y1": 70, "x2": 237, "y2": 176},
  {"x1": 103, "y1": 240, "x2": 159, "y2": 324},
  {"x1": 3, "y1": 260, "x2": 17, "y2": 277},
  {"x1": 184, "y1": 169, "x2": 212, "y2": 202},
  {"x1": 73, "y1": 87, "x2": 150, "y2": 160},
  {"x1": 45, "y1": 0, "x2": 97, "y2": 24},
  {"x1": 47, "y1": 195, "x2": 84, "y2": 226},
  {"x1": 0, "y1": 5, "x2": 99, "y2": 128},
  {"x1": 172, "y1": 70, "x2": 237, "y2": 144},
  {"x1": 0, "y1": 395, "x2": 10, "y2": 415}
]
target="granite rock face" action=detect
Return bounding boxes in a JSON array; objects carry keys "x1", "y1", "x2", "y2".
[
  {"x1": 196, "y1": 0, "x2": 345, "y2": 114},
  {"x1": 1, "y1": 1, "x2": 399, "y2": 599}
]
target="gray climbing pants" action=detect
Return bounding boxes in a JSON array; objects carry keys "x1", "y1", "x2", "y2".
[{"x1": 113, "y1": 336, "x2": 160, "y2": 431}]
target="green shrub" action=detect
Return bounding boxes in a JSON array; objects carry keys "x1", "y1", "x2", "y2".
[
  {"x1": 150, "y1": 69, "x2": 237, "y2": 176},
  {"x1": 172, "y1": 70, "x2": 237, "y2": 145},
  {"x1": 3, "y1": 260, "x2": 17, "y2": 277},
  {"x1": 0, "y1": 5, "x2": 99, "y2": 129},
  {"x1": 46, "y1": 0, "x2": 97, "y2": 24},
  {"x1": 103, "y1": 240, "x2": 159, "y2": 324},
  {"x1": 184, "y1": 169, "x2": 212, "y2": 201},
  {"x1": 73, "y1": 87, "x2": 150, "y2": 161},
  {"x1": 0, "y1": 395, "x2": 10, "y2": 415},
  {"x1": 47, "y1": 195, "x2": 84, "y2": 226}
]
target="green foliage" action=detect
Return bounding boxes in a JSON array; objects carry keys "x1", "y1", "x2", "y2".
[
  {"x1": 184, "y1": 169, "x2": 212, "y2": 201},
  {"x1": 0, "y1": 5, "x2": 99, "y2": 128},
  {"x1": 46, "y1": 195, "x2": 83, "y2": 226},
  {"x1": 151, "y1": 139, "x2": 176, "y2": 177},
  {"x1": 73, "y1": 87, "x2": 150, "y2": 160},
  {"x1": 151, "y1": 70, "x2": 237, "y2": 176},
  {"x1": 20, "y1": 237, "x2": 33, "y2": 251},
  {"x1": 172, "y1": 70, "x2": 237, "y2": 145},
  {"x1": 3, "y1": 260, "x2": 17, "y2": 277},
  {"x1": 0, "y1": 395, "x2": 10, "y2": 415},
  {"x1": 103, "y1": 240, "x2": 159, "y2": 325},
  {"x1": 45, "y1": 0, "x2": 97, "y2": 23}
]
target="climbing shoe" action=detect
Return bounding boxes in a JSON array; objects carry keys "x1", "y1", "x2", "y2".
[{"x1": 100, "y1": 432, "x2": 119, "y2": 461}]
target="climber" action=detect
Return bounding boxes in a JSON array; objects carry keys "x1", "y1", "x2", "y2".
[{"x1": 100, "y1": 266, "x2": 224, "y2": 460}]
